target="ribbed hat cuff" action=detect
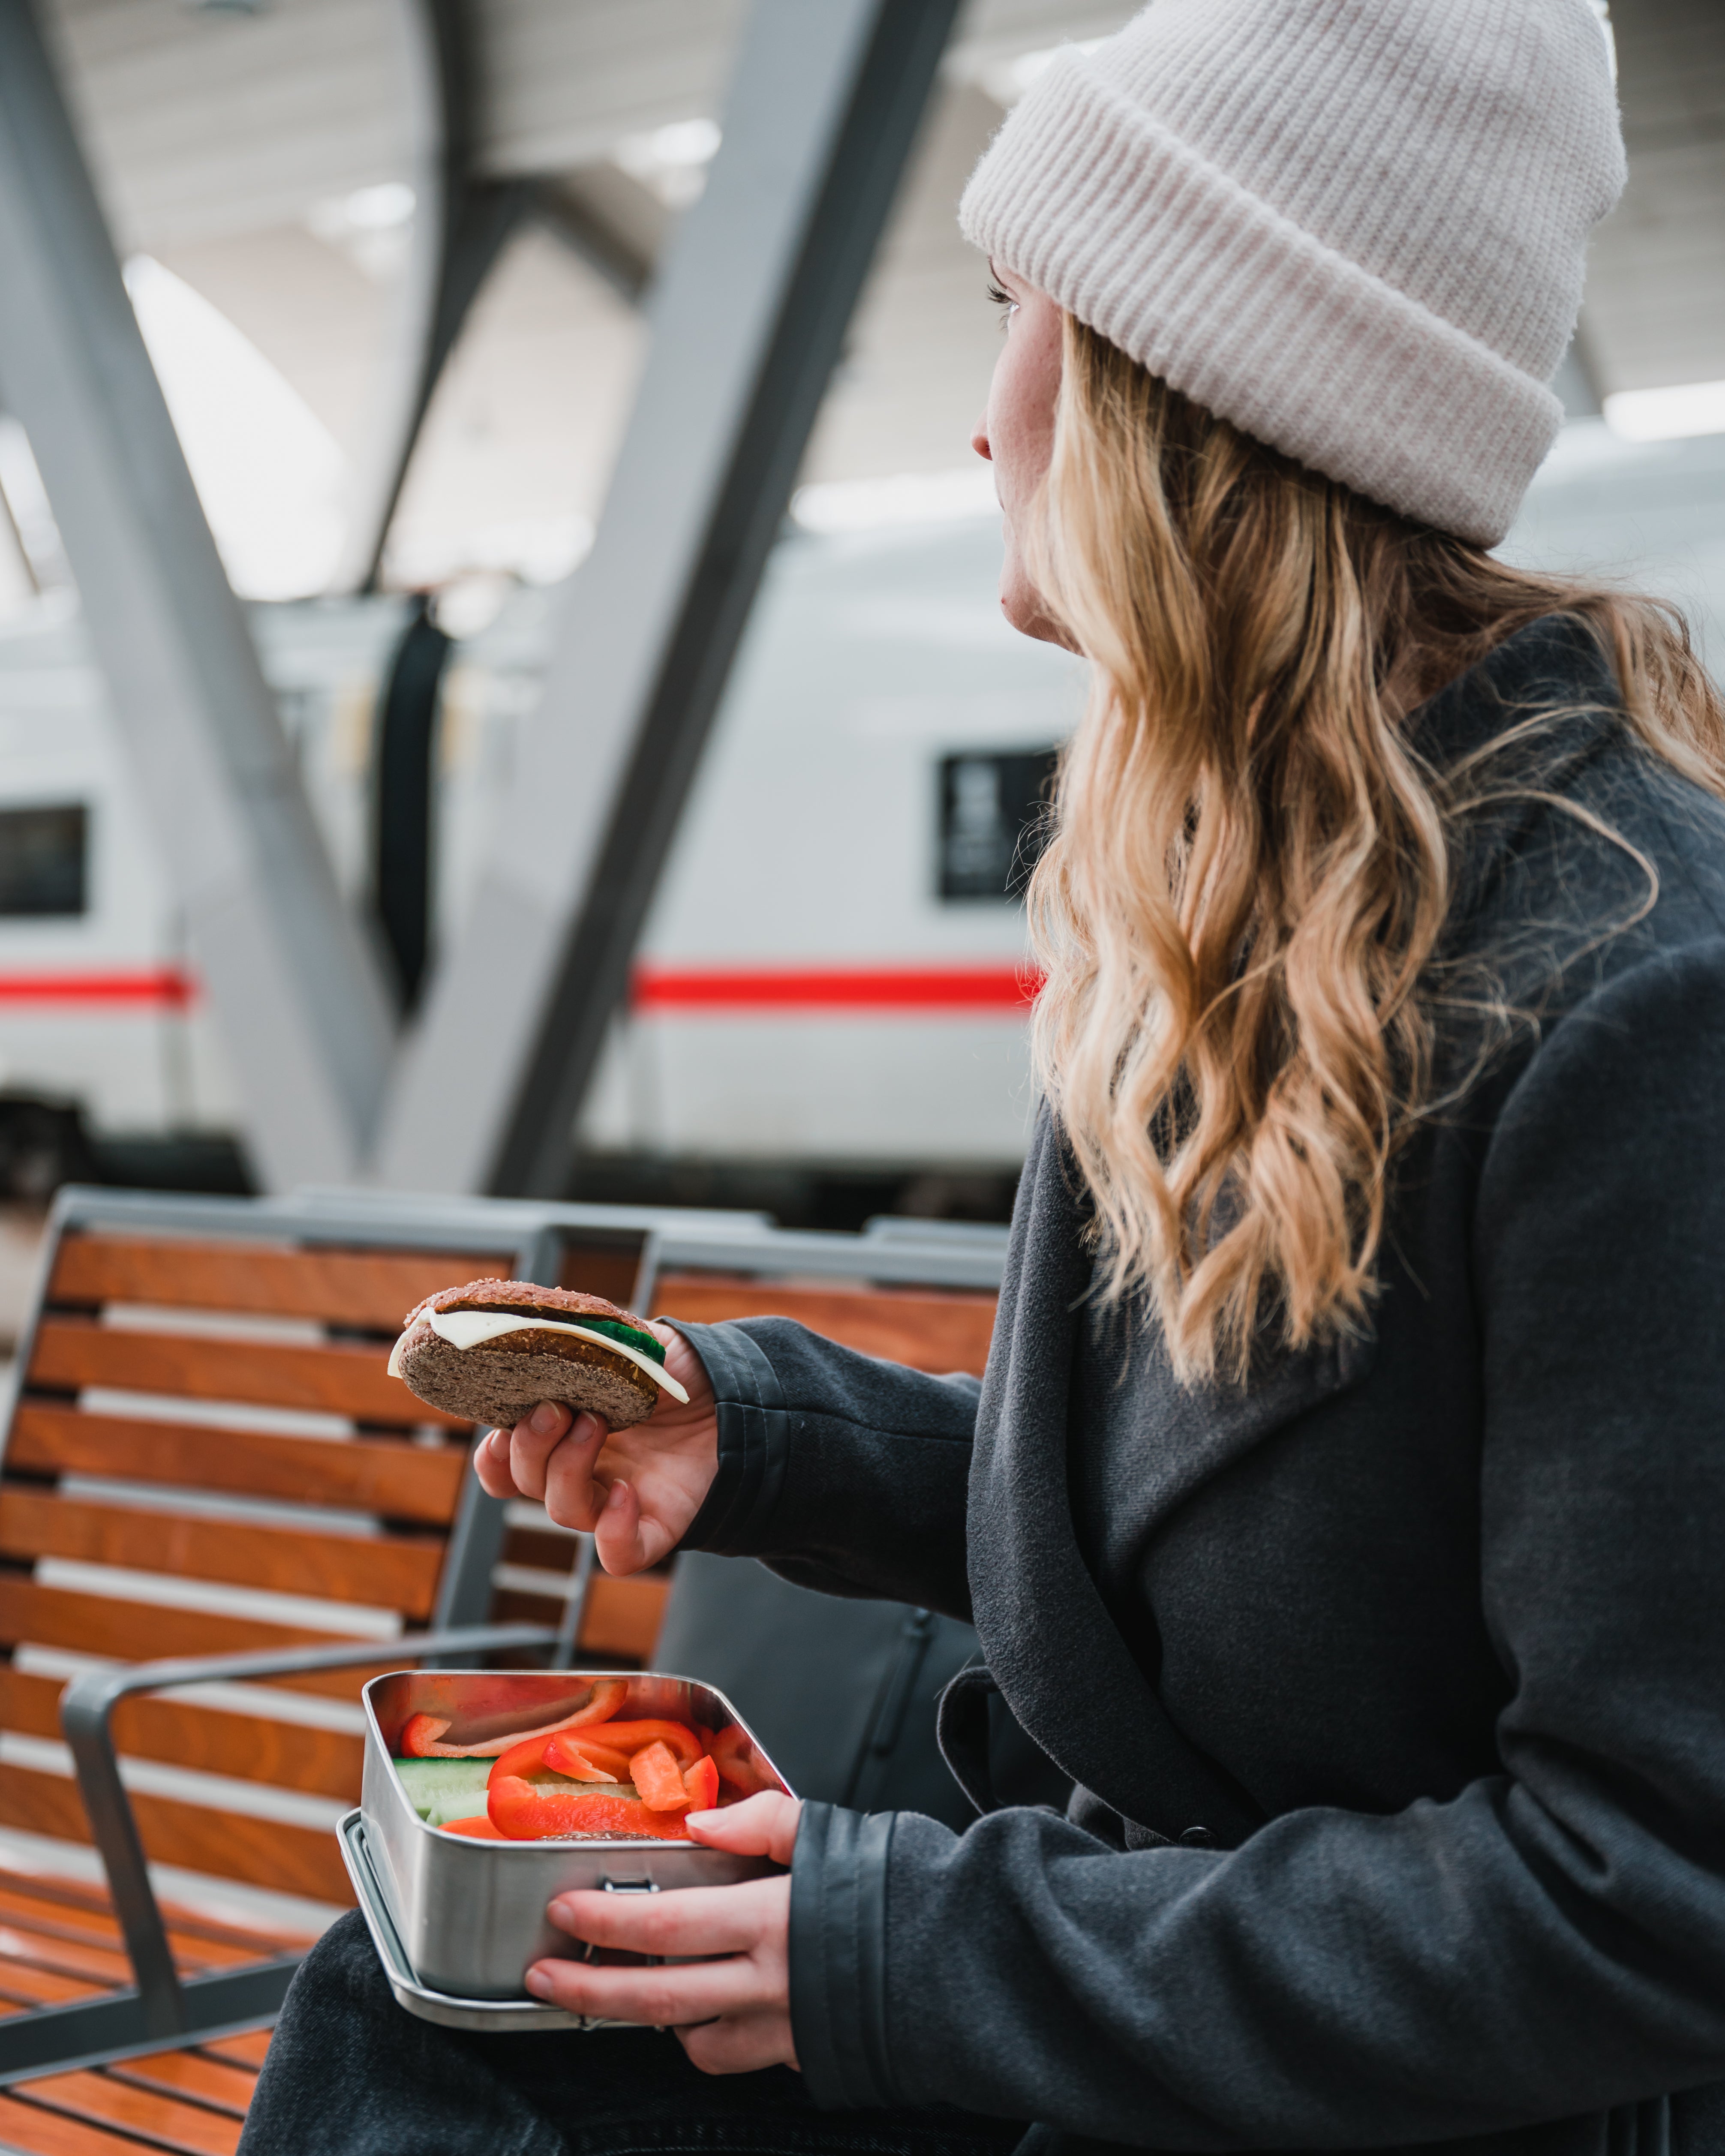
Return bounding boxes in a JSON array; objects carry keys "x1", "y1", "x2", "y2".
[{"x1": 959, "y1": 55, "x2": 1564, "y2": 547}]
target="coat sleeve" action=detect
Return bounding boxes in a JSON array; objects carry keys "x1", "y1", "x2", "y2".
[
  {"x1": 670, "y1": 1316, "x2": 979, "y2": 1618},
  {"x1": 787, "y1": 943, "x2": 1725, "y2": 2142}
]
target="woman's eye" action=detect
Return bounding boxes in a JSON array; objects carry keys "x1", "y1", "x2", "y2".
[{"x1": 986, "y1": 278, "x2": 1017, "y2": 326}]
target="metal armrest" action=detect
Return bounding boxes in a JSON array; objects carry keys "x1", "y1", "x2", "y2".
[{"x1": 58, "y1": 1621, "x2": 558, "y2": 2039}]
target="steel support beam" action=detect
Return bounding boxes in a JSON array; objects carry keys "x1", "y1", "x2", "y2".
[
  {"x1": 337, "y1": 0, "x2": 535, "y2": 594},
  {"x1": 525, "y1": 180, "x2": 651, "y2": 305},
  {"x1": 376, "y1": 0, "x2": 958, "y2": 1196},
  {"x1": 0, "y1": 0, "x2": 397, "y2": 1190}
]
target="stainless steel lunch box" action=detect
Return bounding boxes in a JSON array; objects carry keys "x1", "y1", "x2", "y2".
[{"x1": 351, "y1": 1668, "x2": 791, "y2": 2021}]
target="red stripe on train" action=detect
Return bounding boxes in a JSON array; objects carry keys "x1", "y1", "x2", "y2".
[
  {"x1": 630, "y1": 964, "x2": 1044, "y2": 1012},
  {"x1": 0, "y1": 968, "x2": 196, "y2": 1007}
]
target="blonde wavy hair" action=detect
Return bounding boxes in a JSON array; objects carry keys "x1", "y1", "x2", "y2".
[{"x1": 1025, "y1": 317, "x2": 1725, "y2": 1385}]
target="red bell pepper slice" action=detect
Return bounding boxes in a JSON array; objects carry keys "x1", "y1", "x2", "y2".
[
  {"x1": 542, "y1": 1733, "x2": 631, "y2": 1781},
  {"x1": 630, "y1": 1740, "x2": 692, "y2": 1812},
  {"x1": 487, "y1": 1775, "x2": 693, "y2": 1841},
  {"x1": 682, "y1": 1754, "x2": 720, "y2": 1811},
  {"x1": 438, "y1": 1813, "x2": 506, "y2": 1839},
  {"x1": 565, "y1": 1719, "x2": 704, "y2": 1766},
  {"x1": 400, "y1": 1679, "x2": 628, "y2": 1759}
]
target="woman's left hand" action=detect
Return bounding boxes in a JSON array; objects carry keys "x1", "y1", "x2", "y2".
[{"x1": 527, "y1": 1791, "x2": 802, "y2": 2074}]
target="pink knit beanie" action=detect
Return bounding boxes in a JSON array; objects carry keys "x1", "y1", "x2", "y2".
[{"x1": 959, "y1": 0, "x2": 1626, "y2": 546}]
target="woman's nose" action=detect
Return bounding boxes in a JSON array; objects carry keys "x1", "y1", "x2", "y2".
[{"x1": 971, "y1": 415, "x2": 992, "y2": 461}]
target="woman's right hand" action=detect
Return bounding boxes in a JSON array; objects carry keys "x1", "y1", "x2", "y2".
[{"x1": 471, "y1": 1325, "x2": 717, "y2": 1575}]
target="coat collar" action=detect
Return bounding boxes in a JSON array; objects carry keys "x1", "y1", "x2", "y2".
[{"x1": 967, "y1": 1113, "x2": 1368, "y2": 1842}]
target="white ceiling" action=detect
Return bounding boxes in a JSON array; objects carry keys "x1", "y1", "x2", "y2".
[{"x1": 32, "y1": 0, "x2": 1725, "y2": 595}]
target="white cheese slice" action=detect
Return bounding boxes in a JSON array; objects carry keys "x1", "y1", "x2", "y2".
[{"x1": 388, "y1": 1306, "x2": 689, "y2": 1404}]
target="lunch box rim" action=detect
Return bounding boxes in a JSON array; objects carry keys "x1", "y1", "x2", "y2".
[{"x1": 360, "y1": 1667, "x2": 793, "y2": 1847}]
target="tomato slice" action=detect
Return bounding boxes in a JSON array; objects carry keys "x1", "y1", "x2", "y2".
[{"x1": 487, "y1": 1775, "x2": 693, "y2": 1841}]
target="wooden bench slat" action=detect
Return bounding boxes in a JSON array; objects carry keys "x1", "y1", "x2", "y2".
[
  {"x1": 0, "y1": 1871, "x2": 295, "y2": 1954},
  {"x1": 195, "y1": 2034, "x2": 270, "y2": 2072},
  {"x1": 492, "y1": 1573, "x2": 669, "y2": 1662},
  {"x1": 7, "y1": 1406, "x2": 466, "y2": 1527},
  {"x1": 0, "y1": 1872, "x2": 303, "y2": 1962},
  {"x1": 105, "y1": 2054, "x2": 253, "y2": 2120},
  {"x1": 502, "y1": 1524, "x2": 583, "y2": 1575},
  {"x1": 0, "y1": 1674, "x2": 364, "y2": 1803},
  {"x1": 0, "y1": 1491, "x2": 445, "y2": 1619},
  {"x1": 0, "y1": 2089, "x2": 162, "y2": 2154},
  {"x1": 0, "y1": 1765, "x2": 353, "y2": 1906},
  {"x1": 10, "y1": 2070, "x2": 241, "y2": 2156},
  {"x1": 652, "y1": 1273, "x2": 998, "y2": 1376},
  {"x1": 555, "y1": 1246, "x2": 648, "y2": 1307},
  {"x1": 24, "y1": 1320, "x2": 465, "y2": 1429},
  {"x1": 0, "y1": 1960, "x2": 107, "y2": 2008},
  {"x1": 0, "y1": 1922, "x2": 131, "y2": 1988},
  {"x1": 48, "y1": 1237, "x2": 510, "y2": 1334},
  {"x1": 0, "y1": 1888, "x2": 266, "y2": 1977},
  {"x1": 0, "y1": 1583, "x2": 397, "y2": 1703}
]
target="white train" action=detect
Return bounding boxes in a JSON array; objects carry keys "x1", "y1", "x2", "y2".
[
  {"x1": 0, "y1": 419, "x2": 1718, "y2": 1206},
  {"x1": 0, "y1": 508, "x2": 1085, "y2": 1203}
]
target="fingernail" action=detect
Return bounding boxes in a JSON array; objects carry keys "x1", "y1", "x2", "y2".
[
  {"x1": 525, "y1": 1967, "x2": 553, "y2": 1998},
  {"x1": 530, "y1": 1402, "x2": 562, "y2": 1437},
  {"x1": 604, "y1": 1478, "x2": 629, "y2": 1511},
  {"x1": 572, "y1": 1412, "x2": 601, "y2": 1444}
]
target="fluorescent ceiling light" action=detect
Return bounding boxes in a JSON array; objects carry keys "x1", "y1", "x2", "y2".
[
  {"x1": 790, "y1": 468, "x2": 1000, "y2": 534},
  {"x1": 1603, "y1": 378, "x2": 1725, "y2": 443},
  {"x1": 306, "y1": 183, "x2": 415, "y2": 281},
  {"x1": 614, "y1": 118, "x2": 722, "y2": 208}
]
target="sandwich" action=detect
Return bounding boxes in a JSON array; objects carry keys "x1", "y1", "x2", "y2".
[{"x1": 387, "y1": 1278, "x2": 688, "y2": 1432}]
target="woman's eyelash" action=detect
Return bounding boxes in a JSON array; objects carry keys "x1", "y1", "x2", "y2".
[{"x1": 986, "y1": 279, "x2": 1013, "y2": 312}]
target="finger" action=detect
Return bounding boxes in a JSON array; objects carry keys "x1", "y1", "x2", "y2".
[
  {"x1": 591, "y1": 1475, "x2": 652, "y2": 1574},
  {"x1": 508, "y1": 1401, "x2": 574, "y2": 1501},
  {"x1": 523, "y1": 1952, "x2": 773, "y2": 2028},
  {"x1": 540, "y1": 1414, "x2": 610, "y2": 1532},
  {"x1": 678, "y1": 2012, "x2": 799, "y2": 2077},
  {"x1": 472, "y1": 1429, "x2": 517, "y2": 1499},
  {"x1": 685, "y1": 1791, "x2": 801, "y2": 1867},
  {"x1": 548, "y1": 1877, "x2": 786, "y2": 1960}
]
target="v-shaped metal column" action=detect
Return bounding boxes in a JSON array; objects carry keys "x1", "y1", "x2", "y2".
[
  {"x1": 376, "y1": 0, "x2": 959, "y2": 1195},
  {"x1": 0, "y1": 0, "x2": 397, "y2": 1188}
]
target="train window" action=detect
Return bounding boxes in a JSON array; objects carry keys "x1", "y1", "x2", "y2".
[
  {"x1": 0, "y1": 803, "x2": 87, "y2": 916},
  {"x1": 938, "y1": 749, "x2": 1058, "y2": 901}
]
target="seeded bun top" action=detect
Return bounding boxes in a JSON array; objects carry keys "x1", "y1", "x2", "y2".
[{"x1": 402, "y1": 1277, "x2": 650, "y2": 1333}]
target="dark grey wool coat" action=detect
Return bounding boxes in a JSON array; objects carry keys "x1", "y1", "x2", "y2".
[{"x1": 676, "y1": 614, "x2": 1725, "y2": 2156}]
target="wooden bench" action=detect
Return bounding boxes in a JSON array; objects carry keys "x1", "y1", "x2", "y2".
[
  {"x1": 0, "y1": 1196, "x2": 1006, "y2": 2148},
  {"x1": 0, "y1": 1188, "x2": 692, "y2": 2130}
]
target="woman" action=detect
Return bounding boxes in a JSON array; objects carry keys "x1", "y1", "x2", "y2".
[{"x1": 243, "y1": 2, "x2": 1725, "y2": 2151}]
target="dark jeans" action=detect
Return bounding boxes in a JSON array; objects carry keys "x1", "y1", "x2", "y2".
[{"x1": 237, "y1": 1911, "x2": 1026, "y2": 2156}]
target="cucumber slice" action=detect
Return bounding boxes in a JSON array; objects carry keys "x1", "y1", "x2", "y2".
[{"x1": 393, "y1": 1756, "x2": 493, "y2": 1826}]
